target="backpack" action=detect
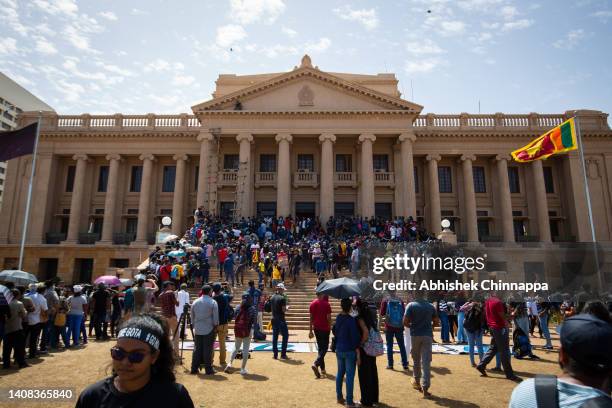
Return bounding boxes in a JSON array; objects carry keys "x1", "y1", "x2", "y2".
[
  {"x1": 264, "y1": 298, "x2": 272, "y2": 313},
  {"x1": 386, "y1": 299, "x2": 404, "y2": 328},
  {"x1": 234, "y1": 307, "x2": 250, "y2": 338},
  {"x1": 463, "y1": 307, "x2": 482, "y2": 332},
  {"x1": 363, "y1": 327, "x2": 384, "y2": 357},
  {"x1": 534, "y1": 375, "x2": 612, "y2": 408}
]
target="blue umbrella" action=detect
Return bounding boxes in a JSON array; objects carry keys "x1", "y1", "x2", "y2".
[
  {"x1": 316, "y1": 277, "x2": 361, "y2": 299},
  {"x1": 168, "y1": 250, "x2": 186, "y2": 258}
]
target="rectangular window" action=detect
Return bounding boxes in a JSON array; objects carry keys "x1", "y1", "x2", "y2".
[
  {"x1": 477, "y1": 219, "x2": 490, "y2": 240},
  {"x1": 335, "y1": 155, "x2": 352, "y2": 172},
  {"x1": 126, "y1": 218, "x2": 138, "y2": 234},
  {"x1": 375, "y1": 202, "x2": 392, "y2": 219},
  {"x1": 334, "y1": 202, "x2": 355, "y2": 217},
  {"x1": 0, "y1": 167, "x2": 5, "y2": 174},
  {"x1": 162, "y1": 166, "x2": 176, "y2": 192},
  {"x1": 473, "y1": 166, "x2": 486, "y2": 193},
  {"x1": 373, "y1": 155, "x2": 389, "y2": 172},
  {"x1": 297, "y1": 154, "x2": 314, "y2": 171},
  {"x1": 66, "y1": 165, "x2": 76, "y2": 192},
  {"x1": 160, "y1": 208, "x2": 172, "y2": 215},
  {"x1": 194, "y1": 166, "x2": 199, "y2": 191},
  {"x1": 414, "y1": 166, "x2": 419, "y2": 193},
  {"x1": 259, "y1": 154, "x2": 276, "y2": 172},
  {"x1": 513, "y1": 220, "x2": 526, "y2": 239},
  {"x1": 130, "y1": 166, "x2": 143, "y2": 192},
  {"x1": 98, "y1": 166, "x2": 109, "y2": 192},
  {"x1": 543, "y1": 166, "x2": 554, "y2": 194},
  {"x1": 223, "y1": 154, "x2": 239, "y2": 170},
  {"x1": 256, "y1": 202, "x2": 277, "y2": 217},
  {"x1": 508, "y1": 167, "x2": 520, "y2": 193},
  {"x1": 438, "y1": 166, "x2": 452, "y2": 193}
]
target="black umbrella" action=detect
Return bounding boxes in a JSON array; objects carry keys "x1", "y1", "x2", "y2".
[{"x1": 316, "y1": 277, "x2": 361, "y2": 299}]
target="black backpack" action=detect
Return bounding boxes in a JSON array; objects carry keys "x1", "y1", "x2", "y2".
[
  {"x1": 535, "y1": 375, "x2": 612, "y2": 408},
  {"x1": 463, "y1": 307, "x2": 482, "y2": 332}
]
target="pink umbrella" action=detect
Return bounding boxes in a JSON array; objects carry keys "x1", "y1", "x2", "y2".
[{"x1": 94, "y1": 275, "x2": 121, "y2": 287}]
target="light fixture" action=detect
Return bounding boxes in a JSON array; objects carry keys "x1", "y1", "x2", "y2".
[
  {"x1": 162, "y1": 216, "x2": 172, "y2": 226},
  {"x1": 441, "y1": 219, "x2": 451, "y2": 229}
]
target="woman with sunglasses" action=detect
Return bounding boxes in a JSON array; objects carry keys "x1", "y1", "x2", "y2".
[{"x1": 75, "y1": 313, "x2": 194, "y2": 408}]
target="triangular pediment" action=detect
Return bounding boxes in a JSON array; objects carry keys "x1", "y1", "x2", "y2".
[{"x1": 191, "y1": 63, "x2": 423, "y2": 113}]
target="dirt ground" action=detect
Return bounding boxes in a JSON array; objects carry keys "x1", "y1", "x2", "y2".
[{"x1": 0, "y1": 332, "x2": 562, "y2": 408}]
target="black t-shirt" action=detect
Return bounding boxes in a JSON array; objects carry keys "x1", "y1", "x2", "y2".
[
  {"x1": 92, "y1": 290, "x2": 110, "y2": 313},
  {"x1": 76, "y1": 377, "x2": 194, "y2": 408},
  {"x1": 270, "y1": 294, "x2": 286, "y2": 321}
]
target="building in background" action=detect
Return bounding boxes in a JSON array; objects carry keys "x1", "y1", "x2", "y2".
[
  {"x1": 0, "y1": 56, "x2": 610, "y2": 291},
  {"x1": 0, "y1": 72, "x2": 54, "y2": 209}
]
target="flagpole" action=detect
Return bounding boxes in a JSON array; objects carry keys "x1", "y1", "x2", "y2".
[
  {"x1": 17, "y1": 112, "x2": 42, "y2": 271},
  {"x1": 574, "y1": 116, "x2": 604, "y2": 293}
]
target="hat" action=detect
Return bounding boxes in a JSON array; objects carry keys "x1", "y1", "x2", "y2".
[
  {"x1": 560, "y1": 314, "x2": 612, "y2": 372},
  {"x1": 276, "y1": 283, "x2": 286, "y2": 290},
  {"x1": 29, "y1": 283, "x2": 37, "y2": 291},
  {"x1": 73, "y1": 285, "x2": 83, "y2": 293}
]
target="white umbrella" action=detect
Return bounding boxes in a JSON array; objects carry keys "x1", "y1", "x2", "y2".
[
  {"x1": 162, "y1": 235, "x2": 179, "y2": 244},
  {"x1": 0, "y1": 270, "x2": 38, "y2": 285},
  {"x1": 119, "y1": 278, "x2": 133, "y2": 287}
]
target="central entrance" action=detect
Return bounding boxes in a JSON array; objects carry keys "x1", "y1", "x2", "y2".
[{"x1": 295, "y1": 202, "x2": 316, "y2": 218}]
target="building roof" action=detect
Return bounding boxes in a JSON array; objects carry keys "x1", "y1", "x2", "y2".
[{"x1": 0, "y1": 72, "x2": 54, "y2": 112}]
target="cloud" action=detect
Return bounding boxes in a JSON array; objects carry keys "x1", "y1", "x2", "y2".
[
  {"x1": 592, "y1": 10, "x2": 612, "y2": 22},
  {"x1": 502, "y1": 19, "x2": 533, "y2": 31},
  {"x1": 553, "y1": 29, "x2": 586, "y2": 50},
  {"x1": 149, "y1": 94, "x2": 180, "y2": 107},
  {"x1": 229, "y1": 0, "x2": 285, "y2": 24},
  {"x1": 405, "y1": 58, "x2": 443, "y2": 74},
  {"x1": 333, "y1": 6, "x2": 379, "y2": 30},
  {"x1": 0, "y1": 37, "x2": 18, "y2": 55},
  {"x1": 35, "y1": 37, "x2": 58, "y2": 54},
  {"x1": 98, "y1": 11, "x2": 118, "y2": 21},
  {"x1": 33, "y1": 0, "x2": 78, "y2": 17},
  {"x1": 216, "y1": 24, "x2": 247, "y2": 47},
  {"x1": 143, "y1": 59, "x2": 184, "y2": 72},
  {"x1": 56, "y1": 79, "x2": 85, "y2": 102},
  {"x1": 282, "y1": 26, "x2": 297, "y2": 38},
  {"x1": 1, "y1": 0, "x2": 29, "y2": 36},
  {"x1": 500, "y1": 6, "x2": 518, "y2": 20},
  {"x1": 406, "y1": 39, "x2": 445, "y2": 55},
  {"x1": 457, "y1": 0, "x2": 503, "y2": 10},
  {"x1": 439, "y1": 20, "x2": 466, "y2": 35},
  {"x1": 95, "y1": 62, "x2": 134, "y2": 76},
  {"x1": 172, "y1": 75, "x2": 195, "y2": 86},
  {"x1": 305, "y1": 37, "x2": 331, "y2": 53},
  {"x1": 130, "y1": 8, "x2": 148, "y2": 15}
]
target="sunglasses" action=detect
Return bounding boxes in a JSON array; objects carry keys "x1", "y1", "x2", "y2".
[{"x1": 110, "y1": 347, "x2": 148, "y2": 364}]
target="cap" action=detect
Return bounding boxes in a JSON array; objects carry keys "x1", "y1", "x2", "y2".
[
  {"x1": 73, "y1": 285, "x2": 83, "y2": 293},
  {"x1": 276, "y1": 283, "x2": 286, "y2": 290},
  {"x1": 561, "y1": 314, "x2": 612, "y2": 372}
]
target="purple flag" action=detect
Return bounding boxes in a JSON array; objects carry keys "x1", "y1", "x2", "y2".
[{"x1": 0, "y1": 122, "x2": 38, "y2": 161}]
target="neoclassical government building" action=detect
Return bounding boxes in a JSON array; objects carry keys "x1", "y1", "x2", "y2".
[{"x1": 1, "y1": 55, "x2": 611, "y2": 289}]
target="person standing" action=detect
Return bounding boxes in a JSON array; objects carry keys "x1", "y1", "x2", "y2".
[
  {"x1": 350, "y1": 245, "x2": 360, "y2": 279},
  {"x1": 190, "y1": 285, "x2": 218, "y2": 375},
  {"x1": 404, "y1": 291, "x2": 436, "y2": 399},
  {"x1": 380, "y1": 291, "x2": 409, "y2": 370},
  {"x1": 537, "y1": 297, "x2": 553, "y2": 349},
  {"x1": 91, "y1": 283, "x2": 111, "y2": 340},
  {"x1": 356, "y1": 298, "x2": 379, "y2": 407},
  {"x1": 40, "y1": 280, "x2": 59, "y2": 353},
  {"x1": 309, "y1": 293, "x2": 332, "y2": 378},
  {"x1": 334, "y1": 298, "x2": 361, "y2": 408},
  {"x1": 270, "y1": 283, "x2": 289, "y2": 359},
  {"x1": 2, "y1": 289, "x2": 28, "y2": 369},
  {"x1": 460, "y1": 299, "x2": 485, "y2": 367},
  {"x1": 175, "y1": 283, "x2": 190, "y2": 321},
  {"x1": 436, "y1": 297, "x2": 450, "y2": 343},
  {"x1": 159, "y1": 282, "x2": 179, "y2": 354},
  {"x1": 25, "y1": 284, "x2": 48, "y2": 358},
  {"x1": 225, "y1": 293, "x2": 257, "y2": 375},
  {"x1": 212, "y1": 283, "x2": 233, "y2": 368},
  {"x1": 475, "y1": 292, "x2": 521, "y2": 382},
  {"x1": 66, "y1": 285, "x2": 88, "y2": 347}
]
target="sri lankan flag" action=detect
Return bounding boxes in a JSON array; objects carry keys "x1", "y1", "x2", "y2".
[{"x1": 511, "y1": 118, "x2": 578, "y2": 163}]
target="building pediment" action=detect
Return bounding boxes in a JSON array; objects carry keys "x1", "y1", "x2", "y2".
[{"x1": 191, "y1": 55, "x2": 423, "y2": 114}]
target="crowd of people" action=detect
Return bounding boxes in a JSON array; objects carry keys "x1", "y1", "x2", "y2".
[{"x1": 1, "y1": 209, "x2": 611, "y2": 407}]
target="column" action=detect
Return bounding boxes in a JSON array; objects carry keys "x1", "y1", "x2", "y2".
[
  {"x1": 319, "y1": 133, "x2": 336, "y2": 223},
  {"x1": 134, "y1": 154, "x2": 155, "y2": 245},
  {"x1": 359, "y1": 133, "x2": 376, "y2": 218},
  {"x1": 63, "y1": 154, "x2": 89, "y2": 244},
  {"x1": 495, "y1": 155, "x2": 515, "y2": 243},
  {"x1": 275, "y1": 133, "x2": 293, "y2": 217},
  {"x1": 460, "y1": 155, "x2": 479, "y2": 243},
  {"x1": 28, "y1": 153, "x2": 56, "y2": 244},
  {"x1": 196, "y1": 132, "x2": 214, "y2": 209},
  {"x1": 399, "y1": 132, "x2": 417, "y2": 218},
  {"x1": 172, "y1": 154, "x2": 188, "y2": 235},
  {"x1": 236, "y1": 133, "x2": 254, "y2": 218},
  {"x1": 426, "y1": 154, "x2": 442, "y2": 235},
  {"x1": 532, "y1": 159, "x2": 552, "y2": 243},
  {"x1": 565, "y1": 153, "x2": 592, "y2": 241},
  {"x1": 98, "y1": 154, "x2": 122, "y2": 244}
]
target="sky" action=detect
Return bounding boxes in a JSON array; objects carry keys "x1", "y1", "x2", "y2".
[{"x1": 0, "y1": 0, "x2": 611, "y2": 119}]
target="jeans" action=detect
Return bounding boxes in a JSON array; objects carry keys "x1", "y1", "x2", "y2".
[
  {"x1": 53, "y1": 324, "x2": 69, "y2": 348},
  {"x1": 230, "y1": 335, "x2": 252, "y2": 371},
  {"x1": 385, "y1": 329, "x2": 408, "y2": 368},
  {"x1": 314, "y1": 329, "x2": 330, "y2": 371},
  {"x1": 40, "y1": 316, "x2": 55, "y2": 350},
  {"x1": 478, "y1": 327, "x2": 515, "y2": 378},
  {"x1": 225, "y1": 270, "x2": 235, "y2": 287},
  {"x1": 539, "y1": 315, "x2": 552, "y2": 347},
  {"x1": 411, "y1": 336, "x2": 433, "y2": 389},
  {"x1": 271, "y1": 318, "x2": 288, "y2": 357},
  {"x1": 465, "y1": 329, "x2": 484, "y2": 366},
  {"x1": 67, "y1": 314, "x2": 83, "y2": 346},
  {"x1": 336, "y1": 350, "x2": 357, "y2": 405},
  {"x1": 439, "y1": 311, "x2": 450, "y2": 342},
  {"x1": 457, "y1": 311, "x2": 466, "y2": 343}
]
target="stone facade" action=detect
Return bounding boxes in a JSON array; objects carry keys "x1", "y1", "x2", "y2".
[{"x1": 1, "y1": 56, "x2": 611, "y2": 289}]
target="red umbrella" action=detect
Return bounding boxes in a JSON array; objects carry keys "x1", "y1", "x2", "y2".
[{"x1": 94, "y1": 275, "x2": 121, "y2": 287}]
